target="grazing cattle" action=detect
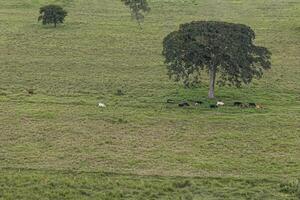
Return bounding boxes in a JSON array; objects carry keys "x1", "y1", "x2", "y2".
[
  {"x1": 234, "y1": 102, "x2": 242, "y2": 106},
  {"x1": 98, "y1": 103, "x2": 106, "y2": 108},
  {"x1": 194, "y1": 101, "x2": 203, "y2": 106},
  {"x1": 167, "y1": 99, "x2": 175, "y2": 104},
  {"x1": 178, "y1": 102, "x2": 190, "y2": 107},
  {"x1": 240, "y1": 103, "x2": 249, "y2": 108},
  {"x1": 210, "y1": 104, "x2": 218, "y2": 108},
  {"x1": 116, "y1": 89, "x2": 124, "y2": 96},
  {"x1": 256, "y1": 104, "x2": 263, "y2": 109},
  {"x1": 27, "y1": 89, "x2": 34, "y2": 95},
  {"x1": 216, "y1": 101, "x2": 225, "y2": 106},
  {"x1": 248, "y1": 103, "x2": 256, "y2": 107}
]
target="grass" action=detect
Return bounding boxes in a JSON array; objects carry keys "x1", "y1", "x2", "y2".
[
  {"x1": 0, "y1": 0, "x2": 299, "y2": 199},
  {"x1": 1, "y1": 169, "x2": 299, "y2": 200}
]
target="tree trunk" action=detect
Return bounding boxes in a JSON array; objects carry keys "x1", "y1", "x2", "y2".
[
  {"x1": 208, "y1": 67, "x2": 216, "y2": 99},
  {"x1": 54, "y1": 22, "x2": 57, "y2": 28}
]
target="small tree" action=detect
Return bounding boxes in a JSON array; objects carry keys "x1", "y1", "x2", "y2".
[
  {"x1": 163, "y1": 21, "x2": 271, "y2": 99},
  {"x1": 38, "y1": 5, "x2": 67, "y2": 28},
  {"x1": 122, "y1": 0, "x2": 150, "y2": 28}
]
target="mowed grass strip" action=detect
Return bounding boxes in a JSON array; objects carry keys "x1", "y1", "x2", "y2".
[
  {"x1": 0, "y1": 168, "x2": 299, "y2": 200},
  {"x1": 0, "y1": 0, "x2": 299, "y2": 199}
]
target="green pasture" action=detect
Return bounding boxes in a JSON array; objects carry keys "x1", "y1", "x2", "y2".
[{"x1": 0, "y1": 0, "x2": 299, "y2": 199}]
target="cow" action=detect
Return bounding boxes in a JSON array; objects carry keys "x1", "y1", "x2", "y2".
[
  {"x1": 256, "y1": 104, "x2": 263, "y2": 109},
  {"x1": 178, "y1": 102, "x2": 190, "y2": 107},
  {"x1": 217, "y1": 101, "x2": 225, "y2": 106},
  {"x1": 234, "y1": 102, "x2": 242, "y2": 106},
  {"x1": 248, "y1": 103, "x2": 256, "y2": 107},
  {"x1": 194, "y1": 101, "x2": 203, "y2": 106},
  {"x1": 167, "y1": 99, "x2": 175, "y2": 104},
  {"x1": 98, "y1": 103, "x2": 106, "y2": 108},
  {"x1": 210, "y1": 104, "x2": 218, "y2": 108},
  {"x1": 27, "y1": 89, "x2": 34, "y2": 95},
  {"x1": 240, "y1": 103, "x2": 249, "y2": 108}
]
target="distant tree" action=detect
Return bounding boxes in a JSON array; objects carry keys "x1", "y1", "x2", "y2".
[
  {"x1": 162, "y1": 21, "x2": 271, "y2": 99},
  {"x1": 121, "y1": 0, "x2": 150, "y2": 28},
  {"x1": 38, "y1": 5, "x2": 67, "y2": 28}
]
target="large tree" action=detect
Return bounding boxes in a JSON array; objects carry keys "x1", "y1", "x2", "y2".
[
  {"x1": 122, "y1": 0, "x2": 150, "y2": 28},
  {"x1": 162, "y1": 21, "x2": 271, "y2": 99},
  {"x1": 38, "y1": 5, "x2": 67, "y2": 28}
]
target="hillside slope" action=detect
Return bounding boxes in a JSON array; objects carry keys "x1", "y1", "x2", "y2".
[{"x1": 0, "y1": 0, "x2": 299, "y2": 199}]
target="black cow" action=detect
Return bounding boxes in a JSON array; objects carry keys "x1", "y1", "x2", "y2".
[
  {"x1": 248, "y1": 103, "x2": 256, "y2": 107},
  {"x1": 179, "y1": 102, "x2": 190, "y2": 107},
  {"x1": 210, "y1": 104, "x2": 218, "y2": 108},
  {"x1": 234, "y1": 102, "x2": 242, "y2": 106}
]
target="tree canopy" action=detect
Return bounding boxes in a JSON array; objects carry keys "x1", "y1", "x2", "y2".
[
  {"x1": 121, "y1": 0, "x2": 150, "y2": 28},
  {"x1": 162, "y1": 21, "x2": 272, "y2": 98},
  {"x1": 38, "y1": 5, "x2": 67, "y2": 27}
]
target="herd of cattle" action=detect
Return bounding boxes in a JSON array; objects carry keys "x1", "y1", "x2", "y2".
[
  {"x1": 26, "y1": 88, "x2": 262, "y2": 110},
  {"x1": 167, "y1": 99, "x2": 263, "y2": 109}
]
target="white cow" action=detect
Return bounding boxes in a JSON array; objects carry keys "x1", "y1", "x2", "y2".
[
  {"x1": 98, "y1": 102, "x2": 106, "y2": 108},
  {"x1": 216, "y1": 101, "x2": 225, "y2": 106}
]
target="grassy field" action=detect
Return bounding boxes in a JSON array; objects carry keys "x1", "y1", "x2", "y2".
[{"x1": 0, "y1": 0, "x2": 300, "y2": 199}]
